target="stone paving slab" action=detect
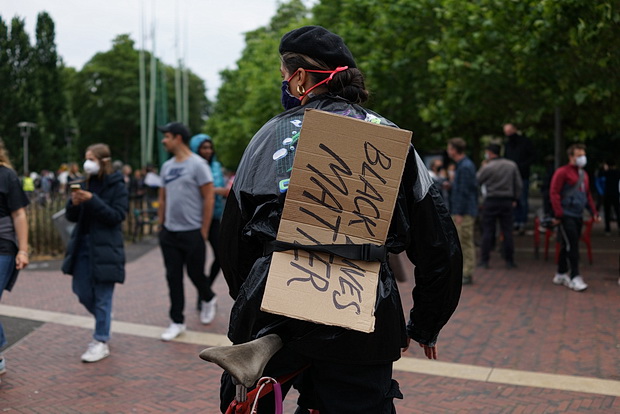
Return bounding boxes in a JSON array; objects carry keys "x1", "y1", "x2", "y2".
[{"x1": 0, "y1": 221, "x2": 618, "y2": 413}]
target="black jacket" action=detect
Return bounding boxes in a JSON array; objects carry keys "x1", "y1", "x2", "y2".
[
  {"x1": 504, "y1": 133, "x2": 535, "y2": 179},
  {"x1": 62, "y1": 171, "x2": 128, "y2": 284},
  {"x1": 220, "y1": 95, "x2": 462, "y2": 364}
]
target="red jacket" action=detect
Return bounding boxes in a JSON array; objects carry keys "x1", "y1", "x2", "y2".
[{"x1": 549, "y1": 164, "x2": 597, "y2": 218}]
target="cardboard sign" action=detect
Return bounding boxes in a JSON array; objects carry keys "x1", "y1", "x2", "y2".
[{"x1": 261, "y1": 109, "x2": 412, "y2": 333}]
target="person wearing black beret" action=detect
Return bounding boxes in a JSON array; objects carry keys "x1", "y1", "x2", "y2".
[{"x1": 211, "y1": 25, "x2": 462, "y2": 413}]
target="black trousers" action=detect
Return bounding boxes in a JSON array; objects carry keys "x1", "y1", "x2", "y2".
[
  {"x1": 197, "y1": 219, "x2": 221, "y2": 304},
  {"x1": 158, "y1": 227, "x2": 210, "y2": 323},
  {"x1": 220, "y1": 347, "x2": 402, "y2": 414},
  {"x1": 481, "y1": 198, "x2": 515, "y2": 263},
  {"x1": 603, "y1": 195, "x2": 620, "y2": 232},
  {"x1": 557, "y1": 216, "x2": 582, "y2": 277}
]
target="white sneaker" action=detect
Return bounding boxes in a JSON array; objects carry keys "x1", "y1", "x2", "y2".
[
  {"x1": 569, "y1": 276, "x2": 588, "y2": 292},
  {"x1": 161, "y1": 323, "x2": 186, "y2": 341},
  {"x1": 200, "y1": 297, "x2": 217, "y2": 325},
  {"x1": 81, "y1": 340, "x2": 110, "y2": 362},
  {"x1": 553, "y1": 273, "x2": 570, "y2": 286}
]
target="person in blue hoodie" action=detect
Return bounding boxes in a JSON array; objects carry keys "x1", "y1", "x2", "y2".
[
  {"x1": 62, "y1": 143, "x2": 128, "y2": 362},
  {"x1": 190, "y1": 134, "x2": 229, "y2": 324}
]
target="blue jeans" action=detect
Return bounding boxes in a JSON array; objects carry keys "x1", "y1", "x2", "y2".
[
  {"x1": 71, "y1": 237, "x2": 115, "y2": 342},
  {"x1": 0, "y1": 255, "x2": 16, "y2": 349},
  {"x1": 514, "y1": 178, "x2": 530, "y2": 225}
]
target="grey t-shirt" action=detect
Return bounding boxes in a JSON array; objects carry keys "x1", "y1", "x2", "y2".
[{"x1": 161, "y1": 153, "x2": 213, "y2": 231}]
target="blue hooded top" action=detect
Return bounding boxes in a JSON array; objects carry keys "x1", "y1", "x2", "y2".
[{"x1": 189, "y1": 134, "x2": 225, "y2": 220}]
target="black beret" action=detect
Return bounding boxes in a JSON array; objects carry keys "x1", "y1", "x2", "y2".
[{"x1": 279, "y1": 26, "x2": 357, "y2": 69}]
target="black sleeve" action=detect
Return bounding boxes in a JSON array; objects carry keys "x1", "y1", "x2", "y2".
[
  {"x1": 7, "y1": 172, "x2": 29, "y2": 212},
  {"x1": 402, "y1": 148, "x2": 463, "y2": 346},
  {"x1": 87, "y1": 182, "x2": 128, "y2": 226},
  {"x1": 219, "y1": 189, "x2": 264, "y2": 299},
  {"x1": 65, "y1": 199, "x2": 80, "y2": 222},
  {"x1": 524, "y1": 137, "x2": 536, "y2": 168}
]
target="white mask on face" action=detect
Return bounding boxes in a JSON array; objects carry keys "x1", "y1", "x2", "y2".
[
  {"x1": 575, "y1": 155, "x2": 587, "y2": 168},
  {"x1": 83, "y1": 159, "x2": 100, "y2": 175}
]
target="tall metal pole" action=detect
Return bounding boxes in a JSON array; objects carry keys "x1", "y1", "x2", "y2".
[
  {"x1": 146, "y1": 13, "x2": 157, "y2": 163},
  {"x1": 18, "y1": 122, "x2": 36, "y2": 174},
  {"x1": 182, "y1": 5, "x2": 189, "y2": 126},
  {"x1": 139, "y1": 0, "x2": 148, "y2": 168},
  {"x1": 174, "y1": 0, "x2": 183, "y2": 123}
]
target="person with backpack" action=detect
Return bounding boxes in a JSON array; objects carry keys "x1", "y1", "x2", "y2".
[{"x1": 550, "y1": 143, "x2": 600, "y2": 292}]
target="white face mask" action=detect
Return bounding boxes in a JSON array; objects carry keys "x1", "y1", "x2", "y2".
[
  {"x1": 484, "y1": 152, "x2": 490, "y2": 160},
  {"x1": 575, "y1": 155, "x2": 587, "y2": 168},
  {"x1": 83, "y1": 159, "x2": 100, "y2": 175}
]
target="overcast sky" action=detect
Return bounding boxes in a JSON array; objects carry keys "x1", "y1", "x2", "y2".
[{"x1": 0, "y1": 0, "x2": 290, "y2": 100}]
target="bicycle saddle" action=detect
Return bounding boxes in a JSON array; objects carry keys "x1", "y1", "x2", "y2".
[{"x1": 199, "y1": 334, "x2": 283, "y2": 388}]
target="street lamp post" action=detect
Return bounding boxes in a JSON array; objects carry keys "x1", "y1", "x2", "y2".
[{"x1": 17, "y1": 122, "x2": 37, "y2": 174}]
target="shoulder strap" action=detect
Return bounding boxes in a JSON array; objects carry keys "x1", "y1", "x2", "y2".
[
  {"x1": 264, "y1": 240, "x2": 388, "y2": 262},
  {"x1": 563, "y1": 169, "x2": 584, "y2": 199}
]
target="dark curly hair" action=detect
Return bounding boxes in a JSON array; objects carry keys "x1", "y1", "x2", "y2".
[{"x1": 281, "y1": 52, "x2": 369, "y2": 104}]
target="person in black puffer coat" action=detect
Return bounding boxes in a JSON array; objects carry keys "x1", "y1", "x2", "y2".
[{"x1": 62, "y1": 143, "x2": 128, "y2": 363}]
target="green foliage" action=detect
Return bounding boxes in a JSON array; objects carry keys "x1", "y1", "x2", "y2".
[
  {"x1": 326, "y1": 0, "x2": 618, "y2": 163},
  {"x1": 0, "y1": 12, "x2": 210, "y2": 173},
  {"x1": 0, "y1": 16, "x2": 37, "y2": 173},
  {"x1": 3, "y1": 0, "x2": 618, "y2": 174},
  {"x1": 34, "y1": 12, "x2": 68, "y2": 168},
  {"x1": 71, "y1": 34, "x2": 209, "y2": 168},
  {"x1": 72, "y1": 34, "x2": 142, "y2": 165},
  {"x1": 162, "y1": 65, "x2": 209, "y2": 136},
  {"x1": 205, "y1": 0, "x2": 310, "y2": 169}
]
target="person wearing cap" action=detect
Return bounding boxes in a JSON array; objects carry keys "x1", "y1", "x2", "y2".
[
  {"x1": 157, "y1": 122, "x2": 216, "y2": 341},
  {"x1": 476, "y1": 143, "x2": 523, "y2": 270},
  {"x1": 217, "y1": 26, "x2": 462, "y2": 412},
  {"x1": 189, "y1": 133, "x2": 229, "y2": 321}
]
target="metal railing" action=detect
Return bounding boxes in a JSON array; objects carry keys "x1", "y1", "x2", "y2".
[{"x1": 25, "y1": 192, "x2": 155, "y2": 259}]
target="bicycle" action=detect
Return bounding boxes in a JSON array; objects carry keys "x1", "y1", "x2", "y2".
[{"x1": 200, "y1": 334, "x2": 318, "y2": 414}]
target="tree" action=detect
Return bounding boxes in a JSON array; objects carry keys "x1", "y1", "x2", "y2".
[
  {"x1": 313, "y1": 0, "x2": 439, "y2": 150},
  {"x1": 205, "y1": 0, "x2": 310, "y2": 169},
  {"x1": 163, "y1": 65, "x2": 209, "y2": 137},
  {"x1": 313, "y1": 0, "x2": 620, "y2": 165},
  {"x1": 72, "y1": 34, "x2": 142, "y2": 166},
  {"x1": 417, "y1": 0, "x2": 620, "y2": 163},
  {"x1": 34, "y1": 11, "x2": 69, "y2": 169},
  {"x1": 0, "y1": 16, "x2": 37, "y2": 173},
  {"x1": 71, "y1": 34, "x2": 210, "y2": 169}
]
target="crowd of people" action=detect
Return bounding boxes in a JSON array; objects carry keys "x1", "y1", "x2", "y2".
[
  {"x1": 427, "y1": 128, "x2": 617, "y2": 292},
  {"x1": 1, "y1": 128, "x2": 234, "y2": 371}
]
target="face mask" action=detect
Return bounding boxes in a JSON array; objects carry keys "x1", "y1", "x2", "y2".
[
  {"x1": 484, "y1": 152, "x2": 490, "y2": 160},
  {"x1": 575, "y1": 155, "x2": 587, "y2": 168},
  {"x1": 280, "y1": 66, "x2": 350, "y2": 110},
  {"x1": 281, "y1": 80, "x2": 301, "y2": 110},
  {"x1": 83, "y1": 159, "x2": 100, "y2": 175}
]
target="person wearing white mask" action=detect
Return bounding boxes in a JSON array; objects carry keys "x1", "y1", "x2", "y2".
[
  {"x1": 62, "y1": 143, "x2": 128, "y2": 361},
  {"x1": 550, "y1": 143, "x2": 600, "y2": 291}
]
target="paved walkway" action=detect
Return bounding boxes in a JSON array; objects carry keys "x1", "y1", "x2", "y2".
[{"x1": 0, "y1": 223, "x2": 618, "y2": 413}]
